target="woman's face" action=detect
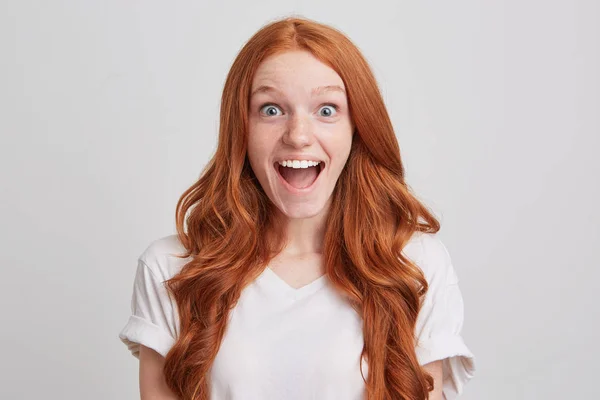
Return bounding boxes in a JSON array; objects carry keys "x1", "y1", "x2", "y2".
[{"x1": 247, "y1": 50, "x2": 354, "y2": 219}]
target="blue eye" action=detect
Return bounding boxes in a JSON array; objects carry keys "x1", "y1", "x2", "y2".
[
  {"x1": 258, "y1": 103, "x2": 339, "y2": 117},
  {"x1": 319, "y1": 104, "x2": 338, "y2": 117},
  {"x1": 260, "y1": 104, "x2": 282, "y2": 117}
]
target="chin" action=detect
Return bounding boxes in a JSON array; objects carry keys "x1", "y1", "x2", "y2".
[{"x1": 275, "y1": 201, "x2": 327, "y2": 220}]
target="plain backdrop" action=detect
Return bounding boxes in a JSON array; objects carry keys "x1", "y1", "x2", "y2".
[{"x1": 1, "y1": 0, "x2": 598, "y2": 399}]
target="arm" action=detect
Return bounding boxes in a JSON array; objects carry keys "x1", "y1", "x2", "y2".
[
  {"x1": 139, "y1": 345, "x2": 179, "y2": 400},
  {"x1": 423, "y1": 360, "x2": 444, "y2": 400}
]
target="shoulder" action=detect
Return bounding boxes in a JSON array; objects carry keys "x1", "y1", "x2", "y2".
[
  {"x1": 401, "y1": 231, "x2": 459, "y2": 287},
  {"x1": 138, "y1": 234, "x2": 191, "y2": 282}
]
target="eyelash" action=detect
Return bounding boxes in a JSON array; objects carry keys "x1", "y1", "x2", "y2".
[{"x1": 258, "y1": 103, "x2": 339, "y2": 116}]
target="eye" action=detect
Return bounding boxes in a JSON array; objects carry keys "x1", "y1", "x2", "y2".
[
  {"x1": 319, "y1": 104, "x2": 338, "y2": 117},
  {"x1": 259, "y1": 104, "x2": 283, "y2": 117}
]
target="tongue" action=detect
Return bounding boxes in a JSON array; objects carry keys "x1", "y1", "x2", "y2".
[{"x1": 280, "y1": 166, "x2": 318, "y2": 189}]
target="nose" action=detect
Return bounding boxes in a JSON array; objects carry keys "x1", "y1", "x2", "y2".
[{"x1": 282, "y1": 112, "x2": 315, "y2": 148}]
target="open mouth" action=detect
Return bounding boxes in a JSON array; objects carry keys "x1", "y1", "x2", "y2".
[{"x1": 273, "y1": 161, "x2": 324, "y2": 191}]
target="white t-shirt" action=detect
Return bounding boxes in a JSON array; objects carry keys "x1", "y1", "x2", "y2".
[{"x1": 119, "y1": 231, "x2": 475, "y2": 399}]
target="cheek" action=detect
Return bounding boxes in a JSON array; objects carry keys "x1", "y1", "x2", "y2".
[
  {"x1": 247, "y1": 125, "x2": 276, "y2": 169},
  {"x1": 326, "y1": 127, "x2": 354, "y2": 165}
]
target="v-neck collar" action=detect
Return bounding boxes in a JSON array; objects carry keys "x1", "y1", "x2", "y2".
[{"x1": 257, "y1": 267, "x2": 329, "y2": 301}]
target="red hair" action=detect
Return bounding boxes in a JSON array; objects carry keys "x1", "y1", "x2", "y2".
[{"x1": 164, "y1": 16, "x2": 440, "y2": 400}]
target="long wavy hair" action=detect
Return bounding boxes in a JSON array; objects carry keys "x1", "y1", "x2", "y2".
[{"x1": 163, "y1": 16, "x2": 441, "y2": 400}]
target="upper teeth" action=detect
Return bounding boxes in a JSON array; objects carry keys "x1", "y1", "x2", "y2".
[{"x1": 278, "y1": 160, "x2": 321, "y2": 168}]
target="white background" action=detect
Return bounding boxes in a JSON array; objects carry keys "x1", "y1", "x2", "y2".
[{"x1": 1, "y1": 1, "x2": 598, "y2": 399}]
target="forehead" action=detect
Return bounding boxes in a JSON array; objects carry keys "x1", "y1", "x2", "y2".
[{"x1": 251, "y1": 51, "x2": 345, "y2": 93}]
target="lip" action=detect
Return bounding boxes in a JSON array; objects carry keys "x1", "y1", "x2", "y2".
[
  {"x1": 274, "y1": 156, "x2": 324, "y2": 163},
  {"x1": 273, "y1": 161, "x2": 325, "y2": 194}
]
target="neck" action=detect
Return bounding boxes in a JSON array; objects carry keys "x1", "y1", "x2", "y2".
[{"x1": 276, "y1": 199, "x2": 331, "y2": 256}]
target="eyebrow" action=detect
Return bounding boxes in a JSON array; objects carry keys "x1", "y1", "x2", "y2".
[{"x1": 250, "y1": 85, "x2": 346, "y2": 98}]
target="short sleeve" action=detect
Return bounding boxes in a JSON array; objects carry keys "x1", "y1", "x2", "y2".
[
  {"x1": 413, "y1": 234, "x2": 475, "y2": 399},
  {"x1": 118, "y1": 259, "x2": 177, "y2": 359}
]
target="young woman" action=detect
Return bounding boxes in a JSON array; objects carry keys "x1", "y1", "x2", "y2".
[{"x1": 119, "y1": 16, "x2": 475, "y2": 400}]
